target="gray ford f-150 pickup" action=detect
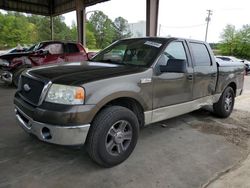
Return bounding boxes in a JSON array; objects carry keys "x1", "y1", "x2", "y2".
[{"x1": 14, "y1": 37, "x2": 245, "y2": 167}]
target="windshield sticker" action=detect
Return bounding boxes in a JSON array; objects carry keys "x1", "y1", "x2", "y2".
[{"x1": 144, "y1": 41, "x2": 162, "y2": 48}]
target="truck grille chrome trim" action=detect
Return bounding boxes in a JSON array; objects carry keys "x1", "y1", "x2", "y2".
[
  {"x1": 18, "y1": 73, "x2": 52, "y2": 106},
  {"x1": 38, "y1": 81, "x2": 52, "y2": 106}
]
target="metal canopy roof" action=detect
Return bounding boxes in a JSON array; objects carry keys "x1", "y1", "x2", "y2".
[{"x1": 0, "y1": 0, "x2": 109, "y2": 16}]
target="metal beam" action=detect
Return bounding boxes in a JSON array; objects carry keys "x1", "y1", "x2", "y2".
[
  {"x1": 146, "y1": 0, "x2": 159, "y2": 36},
  {"x1": 50, "y1": 16, "x2": 54, "y2": 40},
  {"x1": 0, "y1": 0, "x2": 109, "y2": 17},
  {"x1": 76, "y1": 0, "x2": 86, "y2": 46},
  {"x1": 0, "y1": 0, "x2": 50, "y2": 16}
]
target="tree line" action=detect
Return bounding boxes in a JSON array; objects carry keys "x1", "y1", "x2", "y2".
[
  {"x1": 218, "y1": 24, "x2": 250, "y2": 59},
  {"x1": 0, "y1": 11, "x2": 249, "y2": 60},
  {"x1": 0, "y1": 11, "x2": 131, "y2": 50}
]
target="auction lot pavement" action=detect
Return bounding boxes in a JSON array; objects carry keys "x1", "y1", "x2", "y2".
[{"x1": 0, "y1": 77, "x2": 250, "y2": 188}]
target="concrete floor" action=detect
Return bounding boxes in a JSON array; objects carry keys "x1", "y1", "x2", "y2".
[{"x1": 0, "y1": 77, "x2": 250, "y2": 188}]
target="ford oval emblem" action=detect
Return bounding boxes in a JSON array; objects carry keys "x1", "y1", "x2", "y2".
[{"x1": 23, "y1": 84, "x2": 31, "y2": 92}]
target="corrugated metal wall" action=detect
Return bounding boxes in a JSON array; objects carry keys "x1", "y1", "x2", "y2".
[{"x1": 0, "y1": 0, "x2": 109, "y2": 16}]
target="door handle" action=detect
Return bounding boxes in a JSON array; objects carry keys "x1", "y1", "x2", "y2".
[{"x1": 187, "y1": 74, "x2": 193, "y2": 80}]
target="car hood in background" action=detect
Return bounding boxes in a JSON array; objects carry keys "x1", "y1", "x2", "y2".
[
  {"x1": 217, "y1": 61, "x2": 245, "y2": 68},
  {"x1": 0, "y1": 51, "x2": 33, "y2": 60}
]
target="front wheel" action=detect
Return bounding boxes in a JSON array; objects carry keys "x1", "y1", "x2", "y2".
[
  {"x1": 213, "y1": 86, "x2": 235, "y2": 118},
  {"x1": 86, "y1": 106, "x2": 139, "y2": 167}
]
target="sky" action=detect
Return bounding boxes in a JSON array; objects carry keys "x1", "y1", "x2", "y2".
[{"x1": 63, "y1": 0, "x2": 250, "y2": 43}]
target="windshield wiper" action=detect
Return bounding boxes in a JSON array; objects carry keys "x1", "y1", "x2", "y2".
[
  {"x1": 96, "y1": 59, "x2": 124, "y2": 65},
  {"x1": 99, "y1": 59, "x2": 115, "y2": 63}
]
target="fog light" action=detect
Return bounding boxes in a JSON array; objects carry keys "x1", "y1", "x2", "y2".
[{"x1": 41, "y1": 127, "x2": 52, "y2": 140}]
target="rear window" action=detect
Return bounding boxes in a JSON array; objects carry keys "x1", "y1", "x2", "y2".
[
  {"x1": 67, "y1": 43, "x2": 80, "y2": 53},
  {"x1": 190, "y1": 42, "x2": 211, "y2": 66}
]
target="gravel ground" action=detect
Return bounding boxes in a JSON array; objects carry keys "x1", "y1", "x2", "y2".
[
  {"x1": 204, "y1": 75, "x2": 250, "y2": 187},
  {"x1": 187, "y1": 110, "x2": 250, "y2": 150}
]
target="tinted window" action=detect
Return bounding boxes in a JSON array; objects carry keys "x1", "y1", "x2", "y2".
[
  {"x1": 157, "y1": 41, "x2": 187, "y2": 66},
  {"x1": 67, "y1": 43, "x2": 80, "y2": 53},
  {"x1": 190, "y1": 43, "x2": 211, "y2": 66},
  {"x1": 166, "y1": 42, "x2": 187, "y2": 60}
]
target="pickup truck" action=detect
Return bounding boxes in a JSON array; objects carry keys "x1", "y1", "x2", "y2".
[
  {"x1": 0, "y1": 41, "x2": 93, "y2": 86},
  {"x1": 14, "y1": 37, "x2": 245, "y2": 167}
]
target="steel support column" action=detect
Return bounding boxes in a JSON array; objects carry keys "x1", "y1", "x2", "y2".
[
  {"x1": 50, "y1": 16, "x2": 54, "y2": 40},
  {"x1": 76, "y1": 0, "x2": 86, "y2": 46},
  {"x1": 146, "y1": 0, "x2": 159, "y2": 36}
]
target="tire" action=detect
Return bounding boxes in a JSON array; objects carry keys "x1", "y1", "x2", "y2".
[
  {"x1": 13, "y1": 68, "x2": 26, "y2": 87},
  {"x1": 213, "y1": 86, "x2": 235, "y2": 118},
  {"x1": 86, "y1": 106, "x2": 139, "y2": 167}
]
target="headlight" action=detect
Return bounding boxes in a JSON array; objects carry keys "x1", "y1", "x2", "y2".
[
  {"x1": 0, "y1": 59, "x2": 9, "y2": 67},
  {"x1": 45, "y1": 84, "x2": 85, "y2": 105}
]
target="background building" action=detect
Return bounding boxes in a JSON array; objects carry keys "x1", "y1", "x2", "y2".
[{"x1": 128, "y1": 21, "x2": 146, "y2": 37}]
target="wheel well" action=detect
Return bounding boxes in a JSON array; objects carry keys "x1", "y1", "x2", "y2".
[
  {"x1": 228, "y1": 82, "x2": 236, "y2": 95},
  {"x1": 99, "y1": 97, "x2": 145, "y2": 127}
]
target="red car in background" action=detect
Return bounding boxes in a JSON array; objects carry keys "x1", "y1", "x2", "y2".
[{"x1": 0, "y1": 41, "x2": 94, "y2": 86}]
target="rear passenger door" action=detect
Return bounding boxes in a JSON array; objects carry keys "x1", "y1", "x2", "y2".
[
  {"x1": 64, "y1": 43, "x2": 88, "y2": 62},
  {"x1": 188, "y1": 42, "x2": 217, "y2": 99}
]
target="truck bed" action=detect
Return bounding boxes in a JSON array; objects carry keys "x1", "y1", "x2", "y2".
[{"x1": 216, "y1": 61, "x2": 245, "y2": 96}]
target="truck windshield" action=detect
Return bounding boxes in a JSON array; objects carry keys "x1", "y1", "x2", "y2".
[{"x1": 91, "y1": 39, "x2": 165, "y2": 67}]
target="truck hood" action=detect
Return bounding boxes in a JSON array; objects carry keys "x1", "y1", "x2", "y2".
[{"x1": 27, "y1": 61, "x2": 148, "y2": 85}]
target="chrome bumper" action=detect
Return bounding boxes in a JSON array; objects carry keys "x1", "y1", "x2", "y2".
[{"x1": 15, "y1": 106, "x2": 90, "y2": 146}]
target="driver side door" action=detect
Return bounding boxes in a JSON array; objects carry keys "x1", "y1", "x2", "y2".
[{"x1": 152, "y1": 40, "x2": 194, "y2": 110}]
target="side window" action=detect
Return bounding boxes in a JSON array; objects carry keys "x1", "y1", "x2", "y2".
[
  {"x1": 67, "y1": 43, "x2": 80, "y2": 53},
  {"x1": 44, "y1": 43, "x2": 63, "y2": 54},
  {"x1": 157, "y1": 41, "x2": 187, "y2": 66},
  {"x1": 190, "y1": 42, "x2": 211, "y2": 66}
]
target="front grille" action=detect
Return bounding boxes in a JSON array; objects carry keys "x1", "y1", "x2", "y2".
[{"x1": 19, "y1": 75, "x2": 45, "y2": 105}]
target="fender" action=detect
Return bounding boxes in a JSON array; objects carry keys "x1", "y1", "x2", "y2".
[{"x1": 82, "y1": 74, "x2": 153, "y2": 122}]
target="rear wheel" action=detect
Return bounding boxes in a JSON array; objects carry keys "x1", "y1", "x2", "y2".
[
  {"x1": 86, "y1": 106, "x2": 139, "y2": 167},
  {"x1": 213, "y1": 86, "x2": 235, "y2": 118}
]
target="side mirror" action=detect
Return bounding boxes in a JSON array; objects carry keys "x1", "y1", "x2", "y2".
[{"x1": 160, "y1": 59, "x2": 187, "y2": 73}]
